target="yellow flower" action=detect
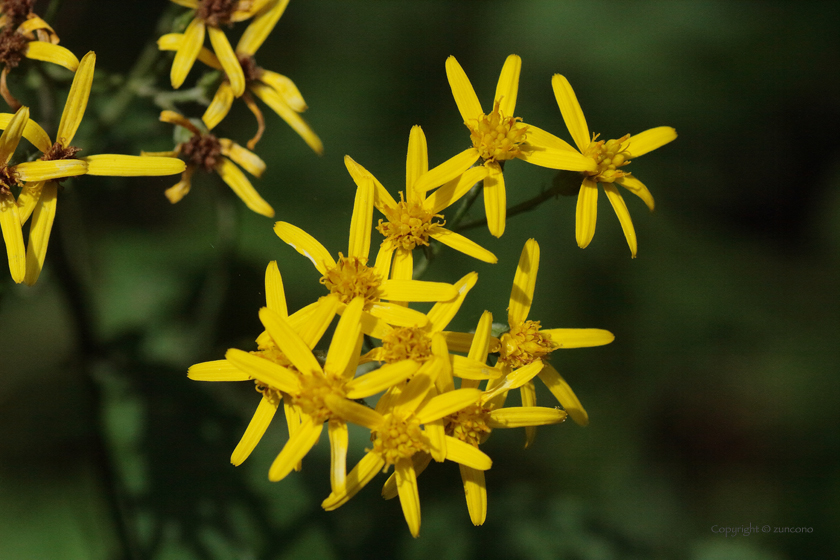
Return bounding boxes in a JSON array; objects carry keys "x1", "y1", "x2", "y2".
[
  {"x1": 158, "y1": 0, "x2": 322, "y2": 153},
  {"x1": 320, "y1": 371, "x2": 488, "y2": 537},
  {"x1": 551, "y1": 74, "x2": 677, "y2": 257},
  {"x1": 344, "y1": 126, "x2": 496, "y2": 279},
  {"x1": 440, "y1": 55, "x2": 596, "y2": 237},
  {"x1": 150, "y1": 109, "x2": 273, "y2": 217},
  {"x1": 165, "y1": 0, "x2": 275, "y2": 96},
  {"x1": 3, "y1": 52, "x2": 184, "y2": 285}
]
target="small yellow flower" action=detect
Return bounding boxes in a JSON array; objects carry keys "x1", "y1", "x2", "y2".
[
  {"x1": 151, "y1": 109, "x2": 272, "y2": 217},
  {"x1": 551, "y1": 74, "x2": 677, "y2": 257},
  {"x1": 345, "y1": 126, "x2": 496, "y2": 279},
  {"x1": 440, "y1": 55, "x2": 596, "y2": 237}
]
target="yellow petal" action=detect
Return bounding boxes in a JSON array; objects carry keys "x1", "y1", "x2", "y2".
[
  {"x1": 405, "y1": 125, "x2": 428, "y2": 199},
  {"x1": 208, "y1": 27, "x2": 245, "y2": 97},
  {"x1": 17, "y1": 181, "x2": 43, "y2": 224},
  {"x1": 348, "y1": 177, "x2": 374, "y2": 260},
  {"x1": 508, "y1": 238, "x2": 540, "y2": 326},
  {"x1": 413, "y1": 147, "x2": 480, "y2": 194},
  {"x1": 468, "y1": 311, "x2": 493, "y2": 363},
  {"x1": 0, "y1": 113, "x2": 52, "y2": 154},
  {"x1": 24, "y1": 41, "x2": 79, "y2": 72},
  {"x1": 218, "y1": 138, "x2": 265, "y2": 177},
  {"x1": 522, "y1": 122, "x2": 583, "y2": 155},
  {"x1": 460, "y1": 465, "x2": 487, "y2": 526},
  {"x1": 541, "y1": 328, "x2": 614, "y2": 348},
  {"x1": 441, "y1": 331, "x2": 475, "y2": 354},
  {"x1": 488, "y1": 406, "x2": 567, "y2": 428},
  {"x1": 481, "y1": 360, "x2": 544, "y2": 403},
  {"x1": 324, "y1": 297, "x2": 364, "y2": 375},
  {"x1": 390, "y1": 247, "x2": 413, "y2": 282},
  {"x1": 0, "y1": 106, "x2": 28, "y2": 164},
  {"x1": 494, "y1": 54, "x2": 521, "y2": 117},
  {"x1": 345, "y1": 155, "x2": 395, "y2": 211},
  {"x1": 538, "y1": 362, "x2": 589, "y2": 426},
  {"x1": 55, "y1": 51, "x2": 95, "y2": 145},
  {"x1": 575, "y1": 178, "x2": 598, "y2": 249},
  {"x1": 250, "y1": 82, "x2": 323, "y2": 154},
  {"x1": 23, "y1": 180, "x2": 57, "y2": 285},
  {"x1": 0, "y1": 192, "x2": 25, "y2": 283},
  {"x1": 617, "y1": 175, "x2": 655, "y2": 212},
  {"x1": 328, "y1": 418, "x2": 349, "y2": 493},
  {"x1": 425, "y1": 166, "x2": 486, "y2": 215},
  {"x1": 322, "y1": 452, "x2": 385, "y2": 511},
  {"x1": 268, "y1": 417, "x2": 322, "y2": 481},
  {"x1": 273, "y1": 221, "x2": 335, "y2": 274},
  {"x1": 324, "y1": 394, "x2": 384, "y2": 431},
  {"x1": 231, "y1": 395, "x2": 277, "y2": 466},
  {"x1": 83, "y1": 154, "x2": 185, "y2": 176},
  {"x1": 483, "y1": 162, "x2": 505, "y2": 238},
  {"x1": 236, "y1": 0, "x2": 290, "y2": 55},
  {"x1": 264, "y1": 260, "x2": 287, "y2": 315},
  {"x1": 416, "y1": 388, "x2": 482, "y2": 424},
  {"x1": 383, "y1": 453, "x2": 432, "y2": 500},
  {"x1": 444, "y1": 436, "x2": 492, "y2": 470},
  {"x1": 425, "y1": 416, "x2": 447, "y2": 461},
  {"x1": 372, "y1": 242, "x2": 394, "y2": 280},
  {"x1": 518, "y1": 142, "x2": 596, "y2": 171},
  {"x1": 344, "y1": 360, "x2": 419, "y2": 400},
  {"x1": 187, "y1": 359, "x2": 250, "y2": 381},
  {"x1": 158, "y1": 33, "x2": 221, "y2": 69},
  {"x1": 520, "y1": 380, "x2": 537, "y2": 448},
  {"x1": 291, "y1": 296, "x2": 340, "y2": 349},
  {"x1": 259, "y1": 71, "x2": 307, "y2": 112},
  {"x1": 393, "y1": 372, "x2": 433, "y2": 412},
  {"x1": 626, "y1": 126, "x2": 677, "y2": 158},
  {"x1": 368, "y1": 302, "x2": 430, "y2": 328},
  {"x1": 551, "y1": 74, "x2": 590, "y2": 152},
  {"x1": 426, "y1": 226, "x2": 494, "y2": 272},
  {"x1": 426, "y1": 271, "x2": 478, "y2": 333},
  {"x1": 16, "y1": 159, "x2": 87, "y2": 182},
  {"x1": 202, "y1": 82, "x2": 235, "y2": 130},
  {"x1": 451, "y1": 355, "x2": 501, "y2": 380},
  {"x1": 258, "y1": 307, "x2": 322, "y2": 375},
  {"x1": 380, "y1": 279, "x2": 458, "y2": 302},
  {"x1": 603, "y1": 182, "x2": 638, "y2": 258},
  {"x1": 445, "y1": 56, "x2": 482, "y2": 124},
  {"x1": 170, "y1": 18, "x2": 205, "y2": 89},
  {"x1": 164, "y1": 168, "x2": 192, "y2": 204},
  {"x1": 224, "y1": 348, "x2": 301, "y2": 394},
  {"x1": 214, "y1": 157, "x2": 274, "y2": 217},
  {"x1": 396, "y1": 458, "x2": 422, "y2": 538}
]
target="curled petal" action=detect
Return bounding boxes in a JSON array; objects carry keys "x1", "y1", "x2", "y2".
[
  {"x1": 208, "y1": 27, "x2": 245, "y2": 97},
  {"x1": 170, "y1": 19, "x2": 205, "y2": 89},
  {"x1": 617, "y1": 175, "x2": 655, "y2": 212},
  {"x1": 25, "y1": 41, "x2": 79, "y2": 72},
  {"x1": 214, "y1": 157, "x2": 274, "y2": 217},
  {"x1": 603, "y1": 183, "x2": 638, "y2": 258},
  {"x1": 202, "y1": 82, "x2": 235, "y2": 130}
]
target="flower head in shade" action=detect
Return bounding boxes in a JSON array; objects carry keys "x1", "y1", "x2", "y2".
[
  {"x1": 551, "y1": 74, "x2": 677, "y2": 257},
  {"x1": 159, "y1": 0, "x2": 321, "y2": 153},
  {"x1": 441, "y1": 55, "x2": 596, "y2": 237},
  {"x1": 150, "y1": 109, "x2": 272, "y2": 217},
  {"x1": 344, "y1": 126, "x2": 495, "y2": 280},
  {"x1": 2, "y1": 52, "x2": 184, "y2": 285},
  {"x1": 165, "y1": 0, "x2": 275, "y2": 95}
]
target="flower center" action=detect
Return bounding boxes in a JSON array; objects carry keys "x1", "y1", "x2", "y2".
[
  {"x1": 583, "y1": 133, "x2": 632, "y2": 183},
  {"x1": 371, "y1": 411, "x2": 428, "y2": 465},
  {"x1": 238, "y1": 54, "x2": 263, "y2": 83},
  {"x1": 376, "y1": 194, "x2": 443, "y2": 251},
  {"x1": 197, "y1": 0, "x2": 238, "y2": 27},
  {"x1": 41, "y1": 141, "x2": 82, "y2": 162},
  {"x1": 182, "y1": 133, "x2": 222, "y2": 172},
  {"x1": 2, "y1": 1, "x2": 35, "y2": 29},
  {"x1": 498, "y1": 320, "x2": 556, "y2": 369},
  {"x1": 250, "y1": 340, "x2": 296, "y2": 406},
  {"x1": 319, "y1": 254, "x2": 382, "y2": 308},
  {"x1": 0, "y1": 27, "x2": 29, "y2": 69},
  {"x1": 0, "y1": 164, "x2": 20, "y2": 196},
  {"x1": 291, "y1": 373, "x2": 345, "y2": 424},
  {"x1": 445, "y1": 403, "x2": 491, "y2": 448},
  {"x1": 467, "y1": 99, "x2": 528, "y2": 163},
  {"x1": 381, "y1": 327, "x2": 432, "y2": 364}
]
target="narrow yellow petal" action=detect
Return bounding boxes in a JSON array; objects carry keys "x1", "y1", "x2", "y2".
[
  {"x1": 258, "y1": 307, "x2": 322, "y2": 375},
  {"x1": 451, "y1": 355, "x2": 501, "y2": 380},
  {"x1": 0, "y1": 113, "x2": 52, "y2": 154},
  {"x1": 393, "y1": 373, "x2": 433, "y2": 412},
  {"x1": 324, "y1": 297, "x2": 364, "y2": 375},
  {"x1": 236, "y1": 0, "x2": 290, "y2": 55},
  {"x1": 405, "y1": 125, "x2": 428, "y2": 199},
  {"x1": 328, "y1": 418, "x2": 348, "y2": 494},
  {"x1": 426, "y1": 271, "x2": 478, "y2": 333},
  {"x1": 380, "y1": 279, "x2": 458, "y2": 303},
  {"x1": 268, "y1": 417, "x2": 322, "y2": 481},
  {"x1": 25, "y1": 41, "x2": 79, "y2": 72},
  {"x1": 383, "y1": 453, "x2": 432, "y2": 500},
  {"x1": 373, "y1": 243, "x2": 394, "y2": 280},
  {"x1": 345, "y1": 155, "x2": 396, "y2": 210},
  {"x1": 460, "y1": 465, "x2": 487, "y2": 526},
  {"x1": 264, "y1": 260, "x2": 287, "y2": 316},
  {"x1": 324, "y1": 394, "x2": 383, "y2": 430},
  {"x1": 522, "y1": 122, "x2": 583, "y2": 155},
  {"x1": 603, "y1": 182, "x2": 638, "y2": 258},
  {"x1": 617, "y1": 175, "x2": 655, "y2": 212},
  {"x1": 483, "y1": 162, "x2": 505, "y2": 238},
  {"x1": 520, "y1": 380, "x2": 537, "y2": 448},
  {"x1": 541, "y1": 328, "x2": 615, "y2": 348},
  {"x1": 575, "y1": 178, "x2": 598, "y2": 249},
  {"x1": 250, "y1": 82, "x2": 323, "y2": 154},
  {"x1": 170, "y1": 19, "x2": 205, "y2": 89},
  {"x1": 494, "y1": 54, "x2": 521, "y2": 116},
  {"x1": 480, "y1": 360, "x2": 544, "y2": 404},
  {"x1": 551, "y1": 75, "x2": 591, "y2": 152},
  {"x1": 57, "y1": 51, "x2": 94, "y2": 145},
  {"x1": 0, "y1": 106, "x2": 28, "y2": 164},
  {"x1": 159, "y1": 110, "x2": 200, "y2": 133},
  {"x1": 1, "y1": 192, "x2": 25, "y2": 283},
  {"x1": 202, "y1": 82, "x2": 235, "y2": 130},
  {"x1": 413, "y1": 148, "x2": 480, "y2": 194},
  {"x1": 431, "y1": 228, "x2": 497, "y2": 264},
  {"x1": 348, "y1": 177, "x2": 374, "y2": 260},
  {"x1": 208, "y1": 27, "x2": 245, "y2": 97},
  {"x1": 444, "y1": 436, "x2": 492, "y2": 470},
  {"x1": 518, "y1": 142, "x2": 596, "y2": 171},
  {"x1": 344, "y1": 360, "x2": 419, "y2": 399},
  {"x1": 259, "y1": 71, "x2": 307, "y2": 112},
  {"x1": 322, "y1": 452, "x2": 385, "y2": 511},
  {"x1": 368, "y1": 302, "x2": 430, "y2": 328},
  {"x1": 291, "y1": 296, "x2": 339, "y2": 349},
  {"x1": 16, "y1": 159, "x2": 87, "y2": 182},
  {"x1": 218, "y1": 138, "x2": 265, "y2": 177},
  {"x1": 396, "y1": 458, "x2": 422, "y2": 538},
  {"x1": 488, "y1": 406, "x2": 567, "y2": 428},
  {"x1": 23, "y1": 180, "x2": 57, "y2": 285},
  {"x1": 425, "y1": 166, "x2": 486, "y2": 215},
  {"x1": 441, "y1": 331, "x2": 474, "y2": 354},
  {"x1": 425, "y1": 416, "x2": 447, "y2": 461},
  {"x1": 187, "y1": 359, "x2": 250, "y2": 381},
  {"x1": 508, "y1": 238, "x2": 540, "y2": 326},
  {"x1": 214, "y1": 157, "x2": 274, "y2": 217},
  {"x1": 231, "y1": 396, "x2": 277, "y2": 466},
  {"x1": 416, "y1": 388, "x2": 482, "y2": 424},
  {"x1": 390, "y1": 247, "x2": 413, "y2": 282},
  {"x1": 158, "y1": 33, "x2": 221, "y2": 69},
  {"x1": 538, "y1": 362, "x2": 589, "y2": 426},
  {"x1": 83, "y1": 155, "x2": 185, "y2": 176},
  {"x1": 273, "y1": 221, "x2": 335, "y2": 274},
  {"x1": 17, "y1": 181, "x2": 43, "y2": 224},
  {"x1": 224, "y1": 347, "x2": 301, "y2": 393},
  {"x1": 164, "y1": 168, "x2": 193, "y2": 204},
  {"x1": 445, "y1": 56, "x2": 483, "y2": 124},
  {"x1": 626, "y1": 126, "x2": 677, "y2": 158},
  {"x1": 468, "y1": 311, "x2": 493, "y2": 363}
]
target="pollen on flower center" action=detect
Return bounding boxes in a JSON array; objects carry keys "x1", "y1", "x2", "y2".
[
  {"x1": 381, "y1": 327, "x2": 432, "y2": 364},
  {"x1": 445, "y1": 403, "x2": 491, "y2": 448},
  {"x1": 376, "y1": 194, "x2": 443, "y2": 251},
  {"x1": 0, "y1": 165, "x2": 20, "y2": 195},
  {"x1": 197, "y1": 0, "x2": 238, "y2": 27},
  {"x1": 254, "y1": 380, "x2": 283, "y2": 406},
  {"x1": 371, "y1": 411, "x2": 428, "y2": 465},
  {"x1": 319, "y1": 254, "x2": 383, "y2": 308},
  {"x1": 498, "y1": 320, "x2": 557, "y2": 369},
  {"x1": 182, "y1": 133, "x2": 222, "y2": 172},
  {"x1": 467, "y1": 99, "x2": 528, "y2": 163},
  {"x1": 583, "y1": 133, "x2": 632, "y2": 183},
  {"x1": 291, "y1": 373, "x2": 345, "y2": 424}
]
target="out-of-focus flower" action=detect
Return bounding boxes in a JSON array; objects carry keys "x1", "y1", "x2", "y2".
[{"x1": 551, "y1": 74, "x2": 677, "y2": 257}]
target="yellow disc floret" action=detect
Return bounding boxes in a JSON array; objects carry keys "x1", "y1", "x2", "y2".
[
  {"x1": 371, "y1": 411, "x2": 429, "y2": 466},
  {"x1": 381, "y1": 327, "x2": 433, "y2": 364},
  {"x1": 498, "y1": 320, "x2": 557, "y2": 369},
  {"x1": 291, "y1": 373, "x2": 346, "y2": 424},
  {"x1": 467, "y1": 100, "x2": 528, "y2": 163},
  {"x1": 446, "y1": 404, "x2": 492, "y2": 448},
  {"x1": 583, "y1": 133, "x2": 632, "y2": 183},
  {"x1": 320, "y1": 254, "x2": 383, "y2": 308},
  {"x1": 376, "y1": 193, "x2": 444, "y2": 251}
]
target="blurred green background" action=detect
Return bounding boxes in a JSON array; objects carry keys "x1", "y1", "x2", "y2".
[{"x1": 0, "y1": 0, "x2": 837, "y2": 558}]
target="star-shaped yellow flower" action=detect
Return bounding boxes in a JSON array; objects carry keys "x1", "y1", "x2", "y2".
[
  {"x1": 551, "y1": 74, "x2": 677, "y2": 257},
  {"x1": 438, "y1": 55, "x2": 596, "y2": 237}
]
